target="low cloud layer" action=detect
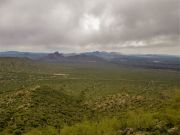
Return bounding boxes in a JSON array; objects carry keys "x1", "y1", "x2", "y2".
[{"x1": 0, "y1": 0, "x2": 179, "y2": 54}]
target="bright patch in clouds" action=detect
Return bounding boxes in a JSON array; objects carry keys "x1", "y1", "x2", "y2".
[
  {"x1": 80, "y1": 14, "x2": 100, "y2": 32},
  {"x1": 122, "y1": 41, "x2": 146, "y2": 47}
]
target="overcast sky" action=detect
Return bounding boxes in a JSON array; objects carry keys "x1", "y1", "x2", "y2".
[{"x1": 0, "y1": 0, "x2": 179, "y2": 55}]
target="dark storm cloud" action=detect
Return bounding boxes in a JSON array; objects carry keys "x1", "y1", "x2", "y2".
[{"x1": 0, "y1": 0, "x2": 179, "y2": 54}]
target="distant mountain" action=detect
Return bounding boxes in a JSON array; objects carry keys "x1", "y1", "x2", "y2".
[
  {"x1": 82, "y1": 51, "x2": 121, "y2": 60},
  {"x1": 38, "y1": 51, "x2": 66, "y2": 62},
  {"x1": 67, "y1": 54, "x2": 105, "y2": 63},
  {"x1": 0, "y1": 51, "x2": 48, "y2": 59},
  {"x1": 0, "y1": 51, "x2": 179, "y2": 70},
  {"x1": 38, "y1": 51, "x2": 106, "y2": 63}
]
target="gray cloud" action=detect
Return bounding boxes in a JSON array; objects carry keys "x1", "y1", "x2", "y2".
[{"x1": 0, "y1": 0, "x2": 179, "y2": 54}]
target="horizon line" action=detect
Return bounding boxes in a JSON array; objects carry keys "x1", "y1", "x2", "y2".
[{"x1": 0, "y1": 50, "x2": 180, "y2": 57}]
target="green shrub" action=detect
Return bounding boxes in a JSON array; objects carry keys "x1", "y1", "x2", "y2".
[
  {"x1": 24, "y1": 126, "x2": 58, "y2": 135},
  {"x1": 60, "y1": 117, "x2": 119, "y2": 135},
  {"x1": 157, "y1": 108, "x2": 180, "y2": 127},
  {"x1": 156, "y1": 90, "x2": 180, "y2": 127},
  {"x1": 125, "y1": 110, "x2": 157, "y2": 130}
]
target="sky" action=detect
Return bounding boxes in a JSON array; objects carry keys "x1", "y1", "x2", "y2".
[{"x1": 0, "y1": 0, "x2": 179, "y2": 55}]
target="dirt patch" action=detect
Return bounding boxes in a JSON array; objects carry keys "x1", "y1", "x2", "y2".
[{"x1": 53, "y1": 73, "x2": 69, "y2": 76}]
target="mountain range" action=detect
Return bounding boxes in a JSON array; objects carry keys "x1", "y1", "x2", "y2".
[{"x1": 0, "y1": 51, "x2": 179, "y2": 70}]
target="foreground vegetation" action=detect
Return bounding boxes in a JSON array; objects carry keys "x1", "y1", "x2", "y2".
[{"x1": 0, "y1": 58, "x2": 179, "y2": 134}]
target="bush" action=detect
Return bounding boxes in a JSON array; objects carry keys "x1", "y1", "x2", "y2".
[
  {"x1": 156, "y1": 108, "x2": 180, "y2": 127},
  {"x1": 24, "y1": 126, "x2": 58, "y2": 135},
  {"x1": 156, "y1": 90, "x2": 180, "y2": 127},
  {"x1": 60, "y1": 117, "x2": 120, "y2": 135},
  {"x1": 125, "y1": 110, "x2": 157, "y2": 130}
]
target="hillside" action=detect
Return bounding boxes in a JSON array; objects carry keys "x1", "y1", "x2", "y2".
[
  {"x1": 0, "y1": 85, "x2": 90, "y2": 134},
  {"x1": 0, "y1": 57, "x2": 180, "y2": 135}
]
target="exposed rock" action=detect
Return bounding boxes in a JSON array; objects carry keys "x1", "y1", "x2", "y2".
[
  {"x1": 118, "y1": 128, "x2": 135, "y2": 135},
  {"x1": 168, "y1": 127, "x2": 179, "y2": 135},
  {"x1": 85, "y1": 93, "x2": 146, "y2": 112}
]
